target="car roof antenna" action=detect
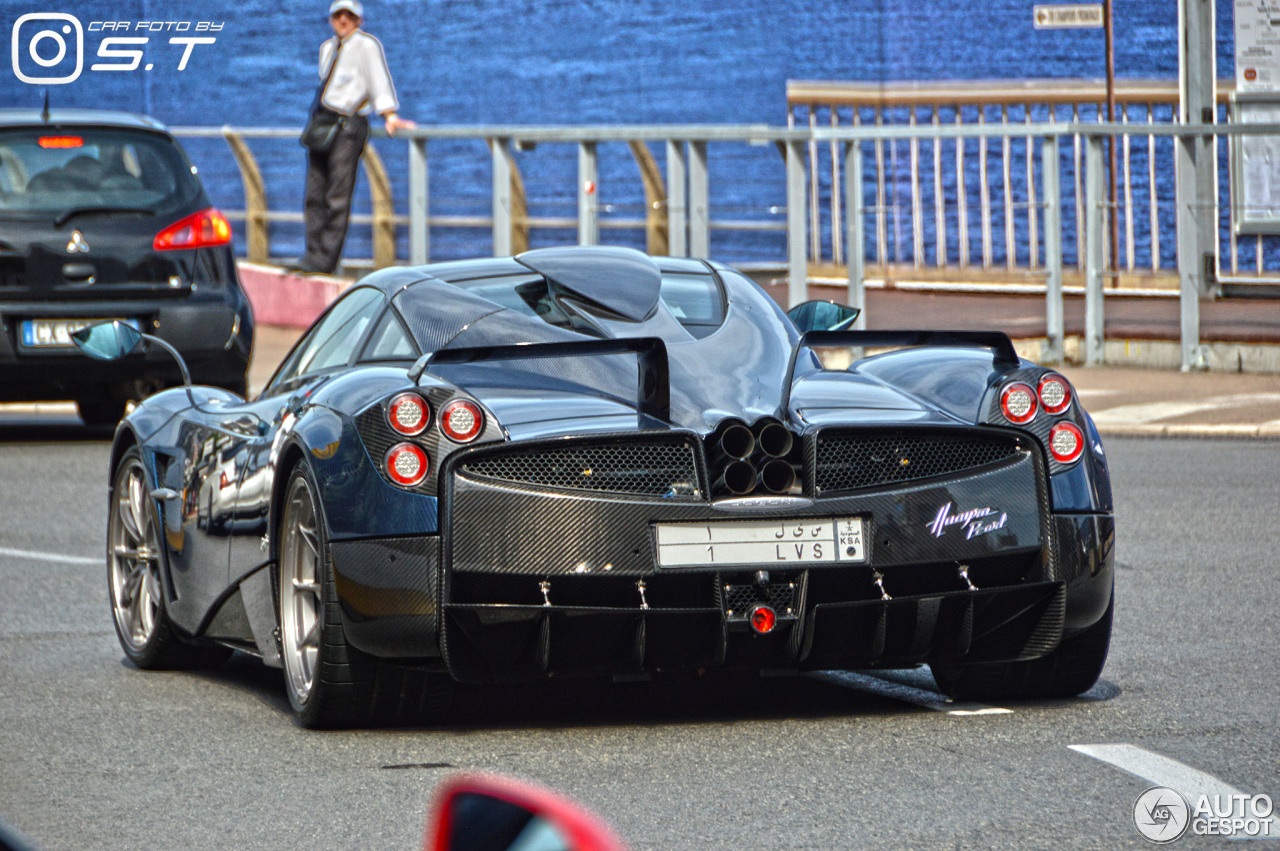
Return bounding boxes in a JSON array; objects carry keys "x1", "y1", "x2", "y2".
[{"x1": 41, "y1": 90, "x2": 50, "y2": 123}]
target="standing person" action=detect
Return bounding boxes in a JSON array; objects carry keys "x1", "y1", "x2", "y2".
[{"x1": 296, "y1": 0, "x2": 415, "y2": 275}]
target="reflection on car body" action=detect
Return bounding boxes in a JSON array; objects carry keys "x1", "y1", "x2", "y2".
[{"x1": 87, "y1": 246, "x2": 1115, "y2": 728}]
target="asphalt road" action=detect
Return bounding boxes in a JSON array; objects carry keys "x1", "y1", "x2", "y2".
[{"x1": 1, "y1": 435, "x2": 1277, "y2": 850}]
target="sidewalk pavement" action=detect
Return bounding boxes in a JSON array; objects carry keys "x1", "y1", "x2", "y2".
[{"x1": 249, "y1": 325, "x2": 1280, "y2": 439}]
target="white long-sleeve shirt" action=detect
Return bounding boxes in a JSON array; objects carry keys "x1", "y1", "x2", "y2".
[{"x1": 317, "y1": 29, "x2": 399, "y2": 117}]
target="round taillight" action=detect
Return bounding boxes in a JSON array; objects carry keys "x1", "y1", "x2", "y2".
[
  {"x1": 1049, "y1": 422, "x2": 1084, "y2": 464},
  {"x1": 440, "y1": 399, "x2": 483, "y2": 443},
  {"x1": 1038, "y1": 374, "x2": 1072, "y2": 414},
  {"x1": 749, "y1": 605, "x2": 777, "y2": 635},
  {"x1": 1000, "y1": 383, "x2": 1038, "y2": 424},
  {"x1": 387, "y1": 393, "x2": 430, "y2": 436},
  {"x1": 385, "y1": 443, "x2": 429, "y2": 487}
]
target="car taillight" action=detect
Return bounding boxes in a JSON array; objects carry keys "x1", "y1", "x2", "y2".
[
  {"x1": 1049, "y1": 422, "x2": 1084, "y2": 464},
  {"x1": 387, "y1": 392, "x2": 429, "y2": 436},
  {"x1": 440, "y1": 399, "x2": 483, "y2": 443},
  {"x1": 385, "y1": 443, "x2": 429, "y2": 487},
  {"x1": 1000, "y1": 383, "x2": 1038, "y2": 424},
  {"x1": 38, "y1": 136, "x2": 83, "y2": 149},
  {"x1": 153, "y1": 207, "x2": 232, "y2": 251},
  {"x1": 1038, "y1": 374, "x2": 1072, "y2": 414}
]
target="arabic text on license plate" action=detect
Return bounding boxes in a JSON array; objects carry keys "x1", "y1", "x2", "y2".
[
  {"x1": 655, "y1": 517, "x2": 865, "y2": 568},
  {"x1": 21, "y1": 318, "x2": 131, "y2": 348}
]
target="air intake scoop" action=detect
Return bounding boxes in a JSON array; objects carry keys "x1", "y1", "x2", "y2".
[{"x1": 515, "y1": 246, "x2": 662, "y2": 322}]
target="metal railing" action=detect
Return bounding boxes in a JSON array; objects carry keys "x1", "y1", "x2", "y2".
[
  {"x1": 172, "y1": 116, "x2": 1278, "y2": 371},
  {"x1": 786, "y1": 78, "x2": 1280, "y2": 290}
]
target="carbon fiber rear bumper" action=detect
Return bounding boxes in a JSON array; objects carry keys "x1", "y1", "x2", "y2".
[{"x1": 329, "y1": 430, "x2": 1114, "y2": 681}]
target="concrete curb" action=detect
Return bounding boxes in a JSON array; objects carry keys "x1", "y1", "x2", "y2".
[
  {"x1": 1097, "y1": 423, "x2": 1280, "y2": 440},
  {"x1": 238, "y1": 262, "x2": 351, "y2": 328}
]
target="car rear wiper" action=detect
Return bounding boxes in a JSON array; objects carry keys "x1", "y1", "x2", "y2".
[{"x1": 54, "y1": 206, "x2": 155, "y2": 227}]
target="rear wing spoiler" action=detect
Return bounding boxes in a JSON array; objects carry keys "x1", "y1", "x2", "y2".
[
  {"x1": 409, "y1": 337, "x2": 670, "y2": 422},
  {"x1": 781, "y1": 329, "x2": 1021, "y2": 412}
]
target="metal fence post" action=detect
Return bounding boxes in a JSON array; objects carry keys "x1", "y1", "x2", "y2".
[
  {"x1": 1042, "y1": 135, "x2": 1065, "y2": 364},
  {"x1": 844, "y1": 140, "x2": 866, "y2": 329},
  {"x1": 1177, "y1": 0, "x2": 1214, "y2": 370},
  {"x1": 666, "y1": 140, "x2": 687, "y2": 257},
  {"x1": 408, "y1": 137, "x2": 428, "y2": 265},
  {"x1": 786, "y1": 139, "x2": 808, "y2": 307},
  {"x1": 689, "y1": 141, "x2": 709, "y2": 257},
  {"x1": 1085, "y1": 134, "x2": 1106, "y2": 365},
  {"x1": 578, "y1": 141, "x2": 598, "y2": 246},
  {"x1": 1176, "y1": 131, "x2": 1207, "y2": 371},
  {"x1": 222, "y1": 131, "x2": 269, "y2": 263},
  {"x1": 491, "y1": 137, "x2": 513, "y2": 257}
]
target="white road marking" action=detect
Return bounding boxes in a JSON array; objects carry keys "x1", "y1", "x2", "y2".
[
  {"x1": 0, "y1": 546, "x2": 99, "y2": 565},
  {"x1": 1070, "y1": 743, "x2": 1280, "y2": 837},
  {"x1": 1075, "y1": 389, "x2": 1123, "y2": 398},
  {"x1": 813, "y1": 671, "x2": 1013, "y2": 716},
  {"x1": 1091, "y1": 393, "x2": 1280, "y2": 425}
]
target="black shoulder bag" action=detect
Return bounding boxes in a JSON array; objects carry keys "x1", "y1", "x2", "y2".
[{"x1": 300, "y1": 41, "x2": 346, "y2": 154}]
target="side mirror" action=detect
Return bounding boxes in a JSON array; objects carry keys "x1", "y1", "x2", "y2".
[
  {"x1": 426, "y1": 773, "x2": 626, "y2": 851},
  {"x1": 787, "y1": 300, "x2": 860, "y2": 333},
  {"x1": 71, "y1": 320, "x2": 143, "y2": 361}
]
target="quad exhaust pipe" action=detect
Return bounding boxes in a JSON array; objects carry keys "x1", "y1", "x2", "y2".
[{"x1": 708, "y1": 417, "x2": 798, "y2": 496}]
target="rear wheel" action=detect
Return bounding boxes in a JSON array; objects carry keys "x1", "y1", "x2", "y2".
[
  {"x1": 108, "y1": 448, "x2": 230, "y2": 669},
  {"x1": 931, "y1": 597, "x2": 1113, "y2": 702},
  {"x1": 277, "y1": 464, "x2": 451, "y2": 728}
]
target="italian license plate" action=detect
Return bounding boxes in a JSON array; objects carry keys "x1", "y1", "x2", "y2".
[
  {"x1": 655, "y1": 517, "x2": 866, "y2": 568},
  {"x1": 20, "y1": 318, "x2": 136, "y2": 349}
]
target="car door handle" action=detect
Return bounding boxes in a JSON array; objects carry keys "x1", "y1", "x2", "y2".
[{"x1": 150, "y1": 488, "x2": 180, "y2": 501}]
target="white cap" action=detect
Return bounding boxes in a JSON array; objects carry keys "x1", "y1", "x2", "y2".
[{"x1": 329, "y1": 0, "x2": 364, "y2": 18}]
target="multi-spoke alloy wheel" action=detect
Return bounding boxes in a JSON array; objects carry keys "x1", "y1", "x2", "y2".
[
  {"x1": 107, "y1": 448, "x2": 228, "y2": 669},
  {"x1": 275, "y1": 464, "x2": 452, "y2": 728},
  {"x1": 110, "y1": 455, "x2": 163, "y2": 652},
  {"x1": 280, "y1": 473, "x2": 323, "y2": 707}
]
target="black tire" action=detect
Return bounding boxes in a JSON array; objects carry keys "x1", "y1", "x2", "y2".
[
  {"x1": 276, "y1": 463, "x2": 451, "y2": 729},
  {"x1": 78, "y1": 396, "x2": 127, "y2": 427},
  {"x1": 931, "y1": 597, "x2": 1113, "y2": 702},
  {"x1": 108, "y1": 447, "x2": 232, "y2": 669}
]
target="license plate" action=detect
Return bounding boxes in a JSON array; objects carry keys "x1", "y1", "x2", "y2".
[
  {"x1": 655, "y1": 517, "x2": 866, "y2": 568},
  {"x1": 20, "y1": 318, "x2": 137, "y2": 349}
]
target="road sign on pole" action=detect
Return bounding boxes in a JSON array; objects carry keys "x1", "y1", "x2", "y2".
[{"x1": 1033, "y1": 4, "x2": 1104, "y2": 29}]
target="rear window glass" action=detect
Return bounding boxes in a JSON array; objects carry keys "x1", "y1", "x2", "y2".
[
  {"x1": 660, "y1": 273, "x2": 724, "y2": 329},
  {"x1": 0, "y1": 128, "x2": 200, "y2": 217}
]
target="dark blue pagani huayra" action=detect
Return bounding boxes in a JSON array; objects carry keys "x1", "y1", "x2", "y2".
[{"x1": 91, "y1": 246, "x2": 1113, "y2": 727}]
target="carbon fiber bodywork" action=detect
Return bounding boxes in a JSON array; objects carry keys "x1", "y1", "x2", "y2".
[
  {"x1": 418, "y1": 424, "x2": 1112, "y2": 681},
  {"x1": 103, "y1": 246, "x2": 1114, "y2": 709}
]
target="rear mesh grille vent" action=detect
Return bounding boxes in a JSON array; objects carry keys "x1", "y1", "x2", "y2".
[
  {"x1": 815, "y1": 431, "x2": 1021, "y2": 494},
  {"x1": 461, "y1": 439, "x2": 700, "y2": 497}
]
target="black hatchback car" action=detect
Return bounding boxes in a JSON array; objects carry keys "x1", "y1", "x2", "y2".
[{"x1": 0, "y1": 109, "x2": 254, "y2": 424}]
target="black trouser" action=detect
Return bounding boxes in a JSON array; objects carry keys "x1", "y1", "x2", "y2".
[{"x1": 301, "y1": 113, "x2": 369, "y2": 274}]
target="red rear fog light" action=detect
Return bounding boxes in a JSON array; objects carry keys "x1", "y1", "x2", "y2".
[{"x1": 749, "y1": 605, "x2": 777, "y2": 635}]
